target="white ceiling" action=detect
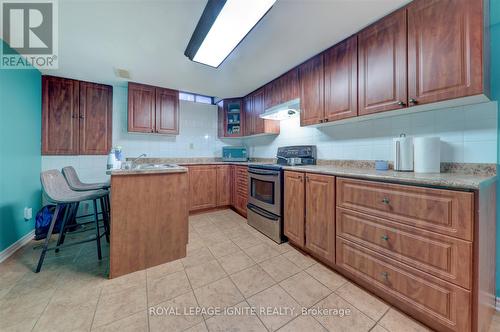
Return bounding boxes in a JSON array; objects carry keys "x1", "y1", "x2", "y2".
[{"x1": 43, "y1": 0, "x2": 411, "y2": 99}]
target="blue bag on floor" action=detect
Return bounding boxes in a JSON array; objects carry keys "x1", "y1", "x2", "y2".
[{"x1": 34, "y1": 204, "x2": 67, "y2": 240}]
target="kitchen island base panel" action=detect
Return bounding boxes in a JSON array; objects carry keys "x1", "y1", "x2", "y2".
[{"x1": 109, "y1": 172, "x2": 188, "y2": 279}]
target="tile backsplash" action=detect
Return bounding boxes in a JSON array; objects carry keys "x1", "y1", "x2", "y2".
[
  {"x1": 42, "y1": 85, "x2": 497, "y2": 184},
  {"x1": 243, "y1": 101, "x2": 498, "y2": 164}
]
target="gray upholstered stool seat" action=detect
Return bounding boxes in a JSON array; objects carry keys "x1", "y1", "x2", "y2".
[
  {"x1": 62, "y1": 166, "x2": 110, "y2": 191},
  {"x1": 36, "y1": 170, "x2": 108, "y2": 273}
]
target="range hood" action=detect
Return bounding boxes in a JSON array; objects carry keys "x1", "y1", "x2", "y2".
[{"x1": 259, "y1": 98, "x2": 300, "y2": 121}]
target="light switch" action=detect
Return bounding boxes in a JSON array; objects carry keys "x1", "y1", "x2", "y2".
[{"x1": 24, "y1": 207, "x2": 32, "y2": 221}]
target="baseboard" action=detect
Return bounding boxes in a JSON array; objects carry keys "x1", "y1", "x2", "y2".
[
  {"x1": 497, "y1": 297, "x2": 500, "y2": 312},
  {"x1": 0, "y1": 230, "x2": 35, "y2": 263}
]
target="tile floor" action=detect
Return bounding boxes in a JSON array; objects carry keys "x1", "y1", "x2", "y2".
[{"x1": 1, "y1": 209, "x2": 499, "y2": 332}]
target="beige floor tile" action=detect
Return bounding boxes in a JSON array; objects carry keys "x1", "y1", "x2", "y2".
[
  {"x1": 247, "y1": 285, "x2": 301, "y2": 331},
  {"x1": 0, "y1": 290, "x2": 54, "y2": 330},
  {"x1": 33, "y1": 287, "x2": 101, "y2": 332},
  {"x1": 199, "y1": 232, "x2": 229, "y2": 247},
  {"x1": 91, "y1": 311, "x2": 148, "y2": 332},
  {"x1": 279, "y1": 271, "x2": 331, "y2": 307},
  {"x1": 282, "y1": 249, "x2": 316, "y2": 269},
  {"x1": 149, "y1": 291, "x2": 203, "y2": 332},
  {"x1": 182, "y1": 247, "x2": 216, "y2": 269},
  {"x1": 185, "y1": 260, "x2": 227, "y2": 289},
  {"x1": 101, "y1": 270, "x2": 146, "y2": 296},
  {"x1": 335, "y1": 282, "x2": 389, "y2": 321},
  {"x1": 205, "y1": 301, "x2": 267, "y2": 332},
  {"x1": 230, "y1": 265, "x2": 276, "y2": 298},
  {"x1": 311, "y1": 293, "x2": 375, "y2": 332},
  {"x1": 193, "y1": 222, "x2": 221, "y2": 236},
  {"x1": 305, "y1": 263, "x2": 347, "y2": 291},
  {"x1": 370, "y1": 324, "x2": 390, "y2": 332},
  {"x1": 261, "y1": 238, "x2": 293, "y2": 254},
  {"x1": 244, "y1": 243, "x2": 281, "y2": 263},
  {"x1": 378, "y1": 308, "x2": 431, "y2": 332},
  {"x1": 217, "y1": 250, "x2": 255, "y2": 274},
  {"x1": 259, "y1": 255, "x2": 302, "y2": 282},
  {"x1": 194, "y1": 277, "x2": 244, "y2": 310},
  {"x1": 208, "y1": 240, "x2": 241, "y2": 258},
  {"x1": 185, "y1": 322, "x2": 208, "y2": 332},
  {"x1": 277, "y1": 315, "x2": 327, "y2": 332},
  {"x1": 187, "y1": 237, "x2": 206, "y2": 252},
  {"x1": 93, "y1": 285, "x2": 147, "y2": 328},
  {"x1": 232, "y1": 234, "x2": 263, "y2": 250},
  {"x1": 147, "y1": 270, "x2": 191, "y2": 305},
  {"x1": 146, "y1": 259, "x2": 184, "y2": 282}
]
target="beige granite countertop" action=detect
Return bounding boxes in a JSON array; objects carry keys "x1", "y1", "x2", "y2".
[
  {"x1": 107, "y1": 165, "x2": 188, "y2": 176},
  {"x1": 282, "y1": 165, "x2": 496, "y2": 190}
]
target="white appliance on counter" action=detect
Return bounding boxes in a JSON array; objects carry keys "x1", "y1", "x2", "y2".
[
  {"x1": 414, "y1": 137, "x2": 441, "y2": 173},
  {"x1": 393, "y1": 134, "x2": 414, "y2": 172}
]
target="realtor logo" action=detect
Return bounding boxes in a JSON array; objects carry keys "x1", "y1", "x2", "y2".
[{"x1": 1, "y1": 0, "x2": 58, "y2": 69}]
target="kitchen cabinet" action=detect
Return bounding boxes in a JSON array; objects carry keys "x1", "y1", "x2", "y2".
[
  {"x1": 42, "y1": 76, "x2": 112, "y2": 155},
  {"x1": 280, "y1": 68, "x2": 299, "y2": 104},
  {"x1": 305, "y1": 173, "x2": 335, "y2": 264},
  {"x1": 242, "y1": 89, "x2": 279, "y2": 137},
  {"x1": 216, "y1": 165, "x2": 231, "y2": 206},
  {"x1": 358, "y1": 9, "x2": 407, "y2": 115},
  {"x1": 188, "y1": 166, "x2": 217, "y2": 211},
  {"x1": 298, "y1": 54, "x2": 324, "y2": 126},
  {"x1": 407, "y1": 0, "x2": 484, "y2": 106},
  {"x1": 284, "y1": 171, "x2": 335, "y2": 264},
  {"x1": 128, "y1": 82, "x2": 179, "y2": 134},
  {"x1": 284, "y1": 172, "x2": 305, "y2": 247},
  {"x1": 233, "y1": 165, "x2": 248, "y2": 217},
  {"x1": 324, "y1": 36, "x2": 358, "y2": 122},
  {"x1": 218, "y1": 98, "x2": 244, "y2": 138},
  {"x1": 264, "y1": 79, "x2": 281, "y2": 110}
]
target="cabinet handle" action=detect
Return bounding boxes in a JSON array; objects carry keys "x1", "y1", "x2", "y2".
[
  {"x1": 381, "y1": 197, "x2": 390, "y2": 205},
  {"x1": 79, "y1": 115, "x2": 85, "y2": 119},
  {"x1": 409, "y1": 98, "x2": 418, "y2": 105},
  {"x1": 319, "y1": 119, "x2": 323, "y2": 123},
  {"x1": 381, "y1": 272, "x2": 389, "y2": 280},
  {"x1": 397, "y1": 101, "x2": 406, "y2": 106},
  {"x1": 381, "y1": 234, "x2": 389, "y2": 241}
]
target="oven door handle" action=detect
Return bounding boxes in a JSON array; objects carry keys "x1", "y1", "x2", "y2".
[
  {"x1": 247, "y1": 204, "x2": 280, "y2": 221},
  {"x1": 248, "y1": 169, "x2": 281, "y2": 176}
]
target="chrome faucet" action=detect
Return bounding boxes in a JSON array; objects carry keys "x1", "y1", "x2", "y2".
[{"x1": 131, "y1": 153, "x2": 147, "y2": 165}]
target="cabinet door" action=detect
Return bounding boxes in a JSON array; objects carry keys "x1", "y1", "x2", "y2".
[
  {"x1": 128, "y1": 82, "x2": 155, "y2": 133},
  {"x1": 253, "y1": 89, "x2": 265, "y2": 134},
  {"x1": 244, "y1": 95, "x2": 254, "y2": 136},
  {"x1": 155, "y1": 88, "x2": 179, "y2": 135},
  {"x1": 299, "y1": 54, "x2": 324, "y2": 126},
  {"x1": 188, "y1": 166, "x2": 217, "y2": 211},
  {"x1": 407, "y1": 0, "x2": 483, "y2": 105},
  {"x1": 280, "y1": 68, "x2": 299, "y2": 103},
  {"x1": 42, "y1": 76, "x2": 80, "y2": 155},
  {"x1": 79, "y1": 82, "x2": 112, "y2": 155},
  {"x1": 324, "y1": 36, "x2": 358, "y2": 122},
  {"x1": 305, "y1": 173, "x2": 335, "y2": 264},
  {"x1": 264, "y1": 79, "x2": 280, "y2": 110},
  {"x1": 284, "y1": 172, "x2": 305, "y2": 247},
  {"x1": 217, "y1": 101, "x2": 225, "y2": 138},
  {"x1": 358, "y1": 10, "x2": 407, "y2": 115},
  {"x1": 216, "y1": 165, "x2": 231, "y2": 206}
]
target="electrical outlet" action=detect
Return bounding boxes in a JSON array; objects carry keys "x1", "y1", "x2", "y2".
[
  {"x1": 24, "y1": 207, "x2": 32, "y2": 221},
  {"x1": 189, "y1": 143, "x2": 194, "y2": 149}
]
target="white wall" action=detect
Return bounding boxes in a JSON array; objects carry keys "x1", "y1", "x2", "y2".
[
  {"x1": 41, "y1": 85, "x2": 241, "y2": 183},
  {"x1": 243, "y1": 101, "x2": 498, "y2": 164}
]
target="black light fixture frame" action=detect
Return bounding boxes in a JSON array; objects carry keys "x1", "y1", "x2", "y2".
[{"x1": 184, "y1": 0, "x2": 274, "y2": 69}]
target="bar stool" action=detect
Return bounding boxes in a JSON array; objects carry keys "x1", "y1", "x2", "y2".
[
  {"x1": 36, "y1": 170, "x2": 108, "y2": 273},
  {"x1": 62, "y1": 166, "x2": 111, "y2": 241}
]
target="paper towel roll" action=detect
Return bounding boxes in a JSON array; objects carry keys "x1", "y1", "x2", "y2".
[{"x1": 414, "y1": 137, "x2": 441, "y2": 173}]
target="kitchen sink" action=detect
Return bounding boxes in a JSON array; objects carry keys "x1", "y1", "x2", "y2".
[{"x1": 133, "y1": 163, "x2": 178, "y2": 170}]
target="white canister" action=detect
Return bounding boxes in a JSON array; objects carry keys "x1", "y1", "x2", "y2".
[
  {"x1": 414, "y1": 137, "x2": 441, "y2": 173},
  {"x1": 393, "y1": 134, "x2": 414, "y2": 172}
]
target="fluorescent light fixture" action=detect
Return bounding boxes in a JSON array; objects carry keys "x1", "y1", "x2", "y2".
[{"x1": 185, "y1": 0, "x2": 276, "y2": 68}]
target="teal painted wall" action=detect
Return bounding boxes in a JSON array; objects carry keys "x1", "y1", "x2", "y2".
[
  {"x1": 492, "y1": 0, "x2": 500, "y2": 297},
  {"x1": 0, "y1": 40, "x2": 42, "y2": 252}
]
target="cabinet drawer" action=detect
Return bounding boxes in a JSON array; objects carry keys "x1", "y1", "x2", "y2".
[
  {"x1": 336, "y1": 238, "x2": 471, "y2": 332},
  {"x1": 336, "y1": 178, "x2": 474, "y2": 240},
  {"x1": 336, "y1": 208, "x2": 472, "y2": 289}
]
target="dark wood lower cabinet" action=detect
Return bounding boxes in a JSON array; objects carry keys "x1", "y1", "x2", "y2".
[{"x1": 283, "y1": 173, "x2": 495, "y2": 332}]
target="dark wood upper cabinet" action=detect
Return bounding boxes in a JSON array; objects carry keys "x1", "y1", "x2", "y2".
[
  {"x1": 407, "y1": 0, "x2": 483, "y2": 106},
  {"x1": 128, "y1": 82, "x2": 156, "y2": 133},
  {"x1": 252, "y1": 88, "x2": 266, "y2": 134},
  {"x1": 128, "y1": 82, "x2": 179, "y2": 135},
  {"x1": 358, "y1": 9, "x2": 407, "y2": 116},
  {"x1": 324, "y1": 36, "x2": 358, "y2": 122},
  {"x1": 264, "y1": 79, "x2": 281, "y2": 110},
  {"x1": 281, "y1": 68, "x2": 299, "y2": 103},
  {"x1": 299, "y1": 54, "x2": 325, "y2": 126},
  {"x1": 155, "y1": 87, "x2": 179, "y2": 135},
  {"x1": 42, "y1": 76, "x2": 80, "y2": 155},
  {"x1": 79, "y1": 82, "x2": 113, "y2": 155},
  {"x1": 244, "y1": 95, "x2": 254, "y2": 136},
  {"x1": 42, "y1": 76, "x2": 112, "y2": 155}
]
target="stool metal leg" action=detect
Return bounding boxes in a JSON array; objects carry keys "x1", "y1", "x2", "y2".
[
  {"x1": 55, "y1": 203, "x2": 72, "y2": 253},
  {"x1": 36, "y1": 205, "x2": 61, "y2": 273},
  {"x1": 93, "y1": 199, "x2": 102, "y2": 260},
  {"x1": 100, "y1": 197, "x2": 110, "y2": 243}
]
